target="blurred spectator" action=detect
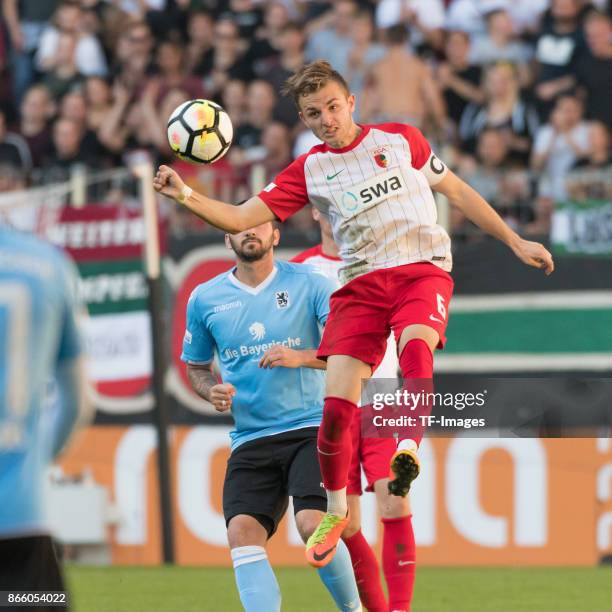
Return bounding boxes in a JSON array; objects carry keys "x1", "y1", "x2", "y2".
[
  {"x1": 2, "y1": 0, "x2": 59, "y2": 104},
  {"x1": 456, "y1": 128, "x2": 532, "y2": 234},
  {"x1": 35, "y1": 1, "x2": 107, "y2": 78},
  {"x1": 185, "y1": 10, "x2": 214, "y2": 75},
  {"x1": 459, "y1": 61, "x2": 539, "y2": 164},
  {"x1": 533, "y1": 0, "x2": 586, "y2": 118},
  {"x1": 17, "y1": 84, "x2": 55, "y2": 168},
  {"x1": 531, "y1": 94, "x2": 590, "y2": 202},
  {"x1": 230, "y1": 80, "x2": 277, "y2": 166},
  {"x1": 84, "y1": 76, "x2": 112, "y2": 131},
  {"x1": 345, "y1": 10, "x2": 386, "y2": 120},
  {"x1": 154, "y1": 39, "x2": 205, "y2": 100},
  {"x1": 445, "y1": 0, "x2": 548, "y2": 37},
  {"x1": 361, "y1": 24, "x2": 446, "y2": 130},
  {"x1": 305, "y1": 0, "x2": 356, "y2": 75},
  {"x1": 261, "y1": 121, "x2": 292, "y2": 181},
  {"x1": 375, "y1": 0, "x2": 445, "y2": 53},
  {"x1": 221, "y1": 79, "x2": 248, "y2": 131},
  {"x1": 39, "y1": 31, "x2": 83, "y2": 99},
  {"x1": 43, "y1": 117, "x2": 93, "y2": 182},
  {"x1": 199, "y1": 18, "x2": 254, "y2": 97},
  {"x1": 0, "y1": 107, "x2": 31, "y2": 171},
  {"x1": 258, "y1": 21, "x2": 305, "y2": 128},
  {"x1": 219, "y1": 0, "x2": 264, "y2": 40},
  {"x1": 574, "y1": 10, "x2": 612, "y2": 127},
  {"x1": 248, "y1": 1, "x2": 290, "y2": 75},
  {"x1": 468, "y1": 9, "x2": 533, "y2": 75},
  {"x1": 566, "y1": 121, "x2": 612, "y2": 200},
  {"x1": 437, "y1": 30, "x2": 484, "y2": 128},
  {"x1": 112, "y1": 20, "x2": 154, "y2": 93}
]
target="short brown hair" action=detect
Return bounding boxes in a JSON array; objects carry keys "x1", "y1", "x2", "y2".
[{"x1": 281, "y1": 60, "x2": 350, "y2": 108}]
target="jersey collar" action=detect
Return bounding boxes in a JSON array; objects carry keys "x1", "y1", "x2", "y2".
[
  {"x1": 228, "y1": 265, "x2": 278, "y2": 295},
  {"x1": 322, "y1": 124, "x2": 369, "y2": 154}
]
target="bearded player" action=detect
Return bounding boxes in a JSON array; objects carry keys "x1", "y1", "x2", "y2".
[
  {"x1": 292, "y1": 208, "x2": 409, "y2": 611},
  {"x1": 153, "y1": 61, "x2": 554, "y2": 599}
]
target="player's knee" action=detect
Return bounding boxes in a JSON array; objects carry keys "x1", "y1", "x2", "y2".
[
  {"x1": 379, "y1": 492, "x2": 411, "y2": 519},
  {"x1": 227, "y1": 515, "x2": 268, "y2": 548},
  {"x1": 294, "y1": 509, "x2": 322, "y2": 542}
]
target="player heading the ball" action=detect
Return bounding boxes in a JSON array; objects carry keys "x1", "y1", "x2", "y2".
[{"x1": 154, "y1": 60, "x2": 554, "y2": 574}]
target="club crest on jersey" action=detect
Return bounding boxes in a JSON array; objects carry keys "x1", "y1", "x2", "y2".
[
  {"x1": 275, "y1": 290, "x2": 290, "y2": 309},
  {"x1": 371, "y1": 146, "x2": 389, "y2": 168}
]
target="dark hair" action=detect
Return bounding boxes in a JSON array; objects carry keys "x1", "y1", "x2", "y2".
[
  {"x1": 385, "y1": 24, "x2": 409, "y2": 45},
  {"x1": 281, "y1": 60, "x2": 350, "y2": 107}
]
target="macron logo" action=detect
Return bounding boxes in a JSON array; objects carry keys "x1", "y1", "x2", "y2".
[{"x1": 249, "y1": 322, "x2": 266, "y2": 341}]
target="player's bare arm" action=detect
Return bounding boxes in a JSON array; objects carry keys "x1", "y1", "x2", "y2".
[
  {"x1": 259, "y1": 346, "x2": 327, "y2": 370},
  {"x1": 186, "y1": 363, "x2": 236, "y2": 411},
  {"x1": 433, "y1": 170, "x2": 555, "y2": 275},
  {"x1": 153, "y1": 165, "x2": 274, "y2": 233}
]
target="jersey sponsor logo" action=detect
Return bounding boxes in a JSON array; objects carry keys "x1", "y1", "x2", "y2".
[
  {"x1": 222, "y1": 335, "x2": 303, "y2": 360},
  {"x1": 249, "y1": 322, "x2": 266, "y2": 341},
  {"x1": 213, "y1": 300, "x2": 243, "y2": 313},
  {"x1": 326, "y1": 169, "x2": 344, "y2": 181},
  {"x1": 429, "y1": 314, "x2": 444, "y2": 324},
  {"x1": 275, "y1": 290, "x2": 290, "y2": 309},
  {"x1": 335, "y1": 169, "x2": 407, "y2": 218}
]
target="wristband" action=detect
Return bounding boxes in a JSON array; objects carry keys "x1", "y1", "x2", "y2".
[{"x1": 177, "y1": 185, "x2": 193, "y2": 204}]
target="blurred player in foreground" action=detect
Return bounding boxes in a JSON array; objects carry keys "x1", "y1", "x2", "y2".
[
  {"x1": 0, "y1": 224, "x2": 88, "y2": 609},
  {"x1": 155, "y1": 60, "x2": 554, "y2": 584},
  {"x1": 293, "y1": 208, "x2": 412, "y2": 611},
  {"x1": 180, "y1": 220, "x2": 361, "y2": 611}
]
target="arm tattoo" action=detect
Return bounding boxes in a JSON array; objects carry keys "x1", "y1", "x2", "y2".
[{"x1": 187, "y1": 365, "x2": 217, "y2": 401}]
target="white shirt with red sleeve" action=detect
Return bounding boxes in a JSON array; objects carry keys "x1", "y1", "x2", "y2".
[{"x1": 258, "y1": 123, "x2": 452, "y2": 284}]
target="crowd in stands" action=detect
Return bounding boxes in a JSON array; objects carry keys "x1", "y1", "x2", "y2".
[{"x1": 0, "y1": 0, "x2": 610, "y2": 238}]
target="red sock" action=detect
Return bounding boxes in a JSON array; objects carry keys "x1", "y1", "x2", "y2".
[
  {"x1": 382, "y1": 516, "x2": 416, "y2": 612},
  {"x1": 343, "y1": 530, "x2": 387, "y2": 612},
  {"x1": 398, "y1": 339, "x2": 434, "y2": 446},
  {"x1": 317, "y1": 396, "x2": 355, "y2": 490}
]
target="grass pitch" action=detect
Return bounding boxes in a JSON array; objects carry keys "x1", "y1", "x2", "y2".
[{"x1": 67, "y1": 565, "x2": 611, "y2": 611}]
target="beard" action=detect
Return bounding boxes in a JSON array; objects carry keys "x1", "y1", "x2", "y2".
[{"x1": 231, "y1": 236, "x2": 274, "y2": 262}]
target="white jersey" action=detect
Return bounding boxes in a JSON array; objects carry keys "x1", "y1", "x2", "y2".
[
  {"x1": 292, "y1": 244, "x2": 399, "y2": 380},
  {"x1": 260, "y1": 123, "x2": 452, "y2": 284}
]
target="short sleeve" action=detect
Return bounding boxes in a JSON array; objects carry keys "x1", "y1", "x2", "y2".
[
  {"x1": 180, "y1": 290, "x2": 215, "y2": 364},
  {"x1": 401, "y1": 125, "x2": 448, "y2": 186},
  {"x1": 309, "y1": 269, "x2": 335, "y2": 326},
  {"x1": 257, "y1": 155, "x2": 310, "y2": 222},
  {"x1": 56, "y1": 254, "x2": 83, "y2": 363}
]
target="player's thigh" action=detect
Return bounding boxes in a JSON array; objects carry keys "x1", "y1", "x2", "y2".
[
  {"x1": 0, "y1": 535, "x2": 66, "y2": 612},
  {"x1": 388, "y1": 263, "x2": 454, "y2": 354},
  {"x1": 223, "y1": 439, "x2": 288, "y2": 540},
  {"x1": 318, "y1": 271, "x2": 391, "y2": 376},
  {"x1": 326, "y1": 355, "x2": 372, "y2": 403}
]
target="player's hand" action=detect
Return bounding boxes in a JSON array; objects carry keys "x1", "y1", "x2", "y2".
[
  {"x1": 153, "y1": 165, "x2": 186, "y2": 201},
  {"x1": 259, "y1": 346, "x2": 303, "y2": 369},
  {"x1": 512, "y1": 238, "x2": 555, "y2": 275},
  {"x1": 209, "y1": 383, "x2": 236, "y2": 412}
]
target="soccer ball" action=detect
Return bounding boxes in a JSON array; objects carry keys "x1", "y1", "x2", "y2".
[{"x1": 167, "y1": 99, "x2": 233, "y2": 164}]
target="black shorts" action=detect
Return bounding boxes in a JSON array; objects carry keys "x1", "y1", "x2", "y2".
[
  {"x1": 223, "y1": 427, "x2": 327, "y2": 538},
  {"x1": 0, "y1": 534, "x2": 68, "y2": 611}
]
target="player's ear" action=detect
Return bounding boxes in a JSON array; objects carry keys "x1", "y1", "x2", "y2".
[
  {"x1": 224, "y1": 234, "x2": 232, "y2": 249},
  {"x1": 348, "y1": 93, "x2": 355, "y2": 113},
  {"x1": 272, "y1": 226, "x2": 280, "y2": 246},
  {"x1": 298, "y1": 111, "x2": 308, "y2": 128}
]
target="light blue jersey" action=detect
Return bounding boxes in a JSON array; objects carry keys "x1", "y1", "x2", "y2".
[
  {"x1": 0, "y1": 227, "x2": 82, "y2": 537},
  {"x1": 181, "y1": 260, "x2": 335, "y2": 450}
]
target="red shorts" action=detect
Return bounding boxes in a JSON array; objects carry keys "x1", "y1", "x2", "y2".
[
  {"x1": 317, "y1": 262, "x2": 454, "y2": 369},
  {"x1": 347, "y1": 407, "x2": 397, "y2": 495}
]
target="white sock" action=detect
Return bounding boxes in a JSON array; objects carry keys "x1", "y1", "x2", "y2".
[
  {"x1": 397, "y1": 438, "x2": 418, "y2": 453},
  {"x1": 326, "y1": 487, "x2": 347, "y2": 517}
]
